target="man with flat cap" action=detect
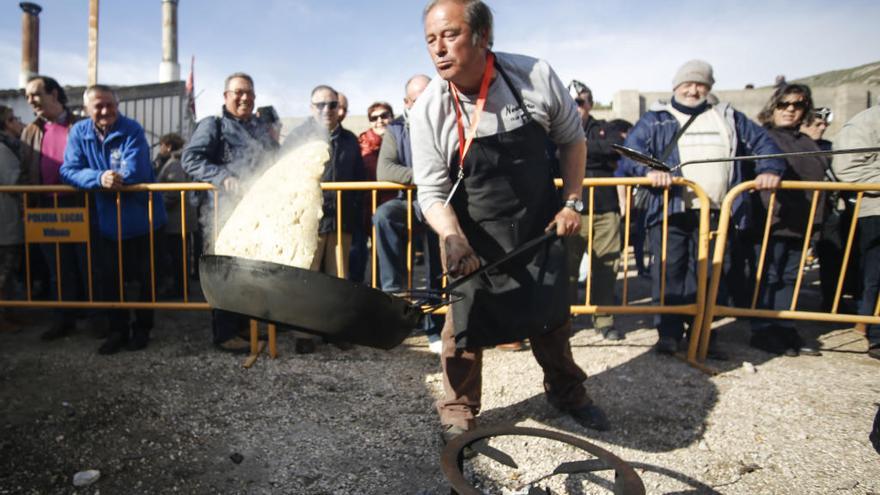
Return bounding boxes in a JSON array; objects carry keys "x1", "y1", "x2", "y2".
[{"x1": 616, "y1": 59, "x2": 785, "y2": 358}]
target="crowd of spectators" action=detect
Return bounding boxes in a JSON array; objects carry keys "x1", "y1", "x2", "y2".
[{"x1": 0, "y1": 61, "x2": 876, "y2": 361}]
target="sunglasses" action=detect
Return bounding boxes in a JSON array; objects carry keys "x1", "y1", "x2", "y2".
[
  {"x1": 775, "y1": 100, "x2": 807, "y2": 111},
  {"x1": 369, "y1": 111, "x2": 392, "y2": 122},
  {"x1": 312, "y1": 101, "x2": 339, "y2": 111}
]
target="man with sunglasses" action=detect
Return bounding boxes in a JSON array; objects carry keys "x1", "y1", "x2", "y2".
[
  {"x1": 182, "y1": 72, "x2": 279, "y2": 353},
  {"x1": 283, "y1": 85, "x2": 365, "y2": 354},
  {"x1": 412, "y1": 0, "x2": 610, "y2": 445},
  {"x1": 616, "y1": 60, "x2": 785, "y2": 358}
]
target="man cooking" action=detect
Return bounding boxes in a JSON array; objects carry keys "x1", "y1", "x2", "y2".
[{"x1": 411, "y1": 0, "x2": 610, "y2": 446}]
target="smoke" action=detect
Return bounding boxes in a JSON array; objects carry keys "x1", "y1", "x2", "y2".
[
  {"x1": 203, "y1": 117, "x2": 332, "y2": 269},
  {"x1": 213, "y1": 139, "x2": 328, "y2": 268}
]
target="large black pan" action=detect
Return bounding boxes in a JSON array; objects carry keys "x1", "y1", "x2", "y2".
[
  {"x1": 199, "y1": 230, "x2": 558, "y2": 350},
  {"x1": 199, "y1": 255, "x2": 422, "y2": 350}
]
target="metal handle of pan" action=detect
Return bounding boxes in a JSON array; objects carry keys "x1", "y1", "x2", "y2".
[
  {"x1": 443, "y1": 227, "x2": 558, "y2": 293},
  {"x1": 405, "y1": 228, "x2": 558, "y2": 311}
]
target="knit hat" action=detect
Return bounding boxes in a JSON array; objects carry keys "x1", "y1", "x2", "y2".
[{"x1": 672, "y1": 60, "x2": 714, "y2": 89}]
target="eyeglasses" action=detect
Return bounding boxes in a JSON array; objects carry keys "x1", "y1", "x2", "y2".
[
  {"x1": 312, "y1": 101, "x2": 339, "y2": 111},
  {"x1": 369, "y1": 111, "x2": 392, "y2": 122},
  {"x1": 775, "y1": 100, "x2": 807, "y2": 111},
  {"x1": 226, "y1": 89, "x2": 255, "y2": 98}
]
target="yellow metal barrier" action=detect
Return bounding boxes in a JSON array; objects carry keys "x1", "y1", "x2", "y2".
[
  {"x1": 697, "y1": 180, "x2": 880, "y2": 362},
  {"x1": 325, "y1": 178, "x2": 714, "y2": 365},
  {"x1": 554, "y1": 177, "x2": 712, "y2": 364},
  {"x1": 5, "y1": 180, "x2": 717, "y2": 366},
  {"x1": 1, "y1": 183, "x2": 214, "y2": 311}
]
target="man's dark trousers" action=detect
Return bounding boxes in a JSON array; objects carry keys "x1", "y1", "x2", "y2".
[
  {"x1": 649, "y1": 210, "x2": 729, "y2": 341},
  {"x1": 97, "y1": 234, "x2": 155, "y2": 337},
  {"x1": 859, "y1": 215, "x2": 880, "y2": 347}
]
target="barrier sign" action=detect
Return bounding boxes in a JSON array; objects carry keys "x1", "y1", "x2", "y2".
[{"x1": 25, "y1": 208, "x2": 90, "y2": 243}]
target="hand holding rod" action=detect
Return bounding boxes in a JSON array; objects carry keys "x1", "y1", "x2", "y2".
[{"x1": 442, "y1": 229, "x2": 558, "y2": 293}]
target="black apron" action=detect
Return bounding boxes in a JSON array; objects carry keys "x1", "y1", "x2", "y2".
[{"x1": 448, "y1": 64, "x2": 569, "y2": 349}]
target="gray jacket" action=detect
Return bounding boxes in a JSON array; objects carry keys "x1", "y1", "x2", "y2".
[
  {"x1": 157, "y1": 150, "x2": 197, "y2": 234},
  {"x1": 832, "y1": 106, "x2": 880, "y2": 218},
  {"x1": 0, "y1": 141, "x2": 23, "y2": 245}
]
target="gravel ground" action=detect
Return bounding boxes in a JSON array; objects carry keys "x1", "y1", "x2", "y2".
[{"x1": 1, "y1": 276, "x2": 878, "y2": 494}]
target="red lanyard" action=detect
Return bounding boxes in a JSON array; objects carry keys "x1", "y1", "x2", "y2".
[{"x1": 449, "y1": 51, "x2": 495, "y2": 175}]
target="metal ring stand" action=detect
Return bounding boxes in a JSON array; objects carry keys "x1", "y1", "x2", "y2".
[{"x1": 440, "y1": 426, "x2": 645, "y2": 495}]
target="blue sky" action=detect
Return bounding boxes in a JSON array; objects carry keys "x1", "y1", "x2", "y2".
[{"x1": 1, "y1": 0, "x2": 878, "y2": 119}]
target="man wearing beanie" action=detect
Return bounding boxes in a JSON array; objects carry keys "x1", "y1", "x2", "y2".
[{"x1": 616, "y1": 59, "x2": 786, "y2": 358}]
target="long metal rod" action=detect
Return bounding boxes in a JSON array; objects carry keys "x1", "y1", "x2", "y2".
[
  {"x1": 407, "y1": 189, "x2": 413, "y2": 291},
  {"x1": 790, "y1": 191, "x2": 820, "y2": 310},
  {"x1": 22, "y1": 193, "x2": 32, "y2": 301},
  {"x1": 690, "y1": 186, "x2": 712, "y2": 362},
  {"x1": 85, "y1": 194, "x2": 93, "y2": 301},
  {"x1": 832, "y1": 192, "x2": 863, "y2": 314},
  {"x1": 614, "y1": 144, "x2": 880, "y2": 173},
  {"x1": 53, "y1": 193, "x2": 62, "y2": 302},
  {"x1": 335, "y1": 191, "x2": 343, "y2": 277},
  {"x1": 677, "y1": 146, "x2": 880, "y2": 169},
  {"x1": 371, "y1": 190, "x2": 377, "y2": 288},
  {"x1": 621, "y1": 185, "x2": 632, "y2": 306},
  {"x1": 660, "y1": 189, "x2": 669, "y2": 306},
  {"x1": 751, "y1": 192, "x2": 776, "y2": 309},
  {"x1": 148, "y1": 192, "x2": 156, "y2": 302},
  {"x1": 116, "y1": 192, "x2": 124, "y2": 302},
  {"x1": 585, "y1": 187, "x2": 594, "y2": 306},
  {"x1": 180, "y1": 191, "x2": 188, "y2": 302},
  {"x1": 713, "y1": 305, "x2": 880, "y2": 325}
]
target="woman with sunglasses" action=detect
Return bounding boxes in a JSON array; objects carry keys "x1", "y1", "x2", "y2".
[
  {"x1": 749, "y1": 84, "x2": 827, "y2": 357},
  {"x1": 358, "y1": 102, "x2": 395, "y2": 204},
  {"x1": 350, "y1": 102, "x2": 395, "y2": 285},
  {"x1": 0, "y1": 106, "x2": 25, "y2": 331}
]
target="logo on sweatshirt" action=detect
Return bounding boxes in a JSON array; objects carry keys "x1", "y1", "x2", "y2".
[
  {"x1": 109, "y1": 148, "x2": 127, "y2": 173},
  {"x1": 503, "y1": 103, "x2": 535, "y2": 124}
]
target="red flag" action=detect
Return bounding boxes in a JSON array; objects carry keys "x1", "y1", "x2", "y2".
[{"x1": 186, "y1": 55, "x2": 196, "y2": 119}]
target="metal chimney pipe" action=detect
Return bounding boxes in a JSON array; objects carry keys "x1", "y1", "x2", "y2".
[
  {"x1": 158, "y1": 0, "x2": 180, "y2": 82},
  {"x1": 19, "y1": 2, "x2": 42, "y2": 88},
  {"x1": 88, "y1": 0, "x2": 99, "y2": 86}
]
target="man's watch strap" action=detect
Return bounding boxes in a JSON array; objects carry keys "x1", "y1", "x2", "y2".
[{"x1": 564, "y1": 198, "x2": 585, "y2": 213}]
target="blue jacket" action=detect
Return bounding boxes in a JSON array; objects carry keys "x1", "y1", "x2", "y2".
[
  {"x1": 616, "y1": 100, "x2": 786, "y2": 229},
  {"x1": 60, "y1": 115, "x2": 167, "y2": 240}
]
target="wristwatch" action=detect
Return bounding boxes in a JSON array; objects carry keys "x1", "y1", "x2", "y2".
[{"x1": 564, "y1": 198, "x2": 585, "y2": 213}]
